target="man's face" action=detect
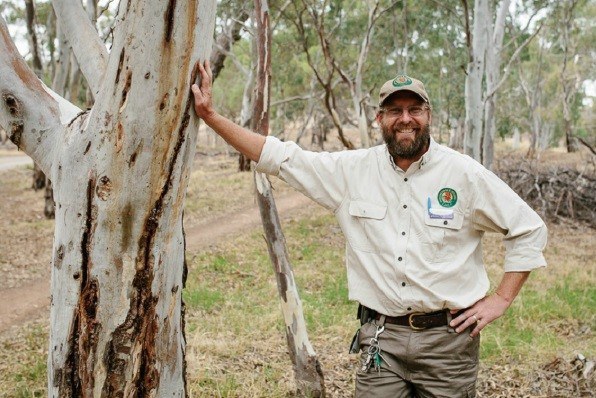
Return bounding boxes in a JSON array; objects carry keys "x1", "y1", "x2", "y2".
[{"x1": 377, "y1": 92, "x2": 431, "y2": 160}]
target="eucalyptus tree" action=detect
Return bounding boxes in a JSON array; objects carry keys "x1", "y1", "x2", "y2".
[
  {"x1": 462, "y1": 0, "x2": 546, "y2": 168},
  {"x1": 557, "y1": 0, "x2": 591, "y2": 152},
  {"x1": 0, "y1": 0, "x2": 216, "y2": 396},
  {"x1": 251, "y1": 2, "x2": 326, "y2": 394}
]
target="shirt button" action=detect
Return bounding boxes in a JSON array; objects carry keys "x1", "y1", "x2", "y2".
[
  {"x1": 403, "y1": 205, "x2": 407, "y2": 209},
  {"x1": 402, "y1": 231, "x2": 406, "y2": 236},
  {"x1": 398, "y1": 257, "x2": 403, "y2": 261},
  {"x1": 407, "y1": 307, "x2": 412, "y2": 311},
  {"x1": 401, "y1": 282, "x2": 406, "y2": 287},
  {"x1": 404, "y1": 178, "x2": 408, "y2": 182},
  {"x1": 443, "y1": 220, "x2": 448, "y2": 225}
]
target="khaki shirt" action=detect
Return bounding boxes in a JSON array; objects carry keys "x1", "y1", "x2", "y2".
[{"x1": 256, "y1": 136, "x2": 547, "y2": 316}]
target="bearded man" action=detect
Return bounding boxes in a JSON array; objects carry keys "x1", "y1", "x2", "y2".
[{"x1": 191, "y1": 61, "x2": 547, "y2": 397}]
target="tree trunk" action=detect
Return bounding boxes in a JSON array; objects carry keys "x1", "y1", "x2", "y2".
[
  {"x1": 25, "y1": 0, "x2": 49, "y2": 194},
  {"x1": 482, "y1": 0, "x2": 510, "y2": 170},
  {"x1": 210, "y1": 6, "x2": 250, "y2": 81},
  {"x1": 84, "y1": 0, "x2": 98, "y2": 106},
  {"x1": 239, "y1": 22, "x2": 256, "y2": 172},
  {"x1": 52, "y1": 21, "x2": 71, "y2": 96},
  {"x1": 24, "y1": 0, "x2": 44, "y2": 77},
  {"x1": 45, "y1": 177, "x2": 55, "y2": 219},
  {"x1": 560, "y1": 0, "x2": 580, "y2": 153},
  {"x1": 464, "y1": 0, "x2": 488, "y2": 163},
  {"x1": 251, "y1": 0, "x2": 325, "y2": 396},
  {"x1": 32, "y1": 162, "x2": 46, "y2": 190},
  {"x1": 1, "y1": 0, "x2": 216, "y2": 395}
]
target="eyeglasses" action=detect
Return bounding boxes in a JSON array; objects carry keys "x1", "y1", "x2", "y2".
[{"x1": 381, "y1": 105, "x2": 428, "y2": 118}]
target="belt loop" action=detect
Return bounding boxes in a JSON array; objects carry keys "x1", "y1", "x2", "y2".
[{"x1": 375, "y1": 315, "x2": 386, "y2": 327}]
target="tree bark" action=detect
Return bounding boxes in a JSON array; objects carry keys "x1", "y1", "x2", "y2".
[
  {"x1": 24, "y1": 0, "x2": 49, "y2": 192},
  {"x1": 464, "y1": 0, "x2": 488, "y2": 163},
  {"x1": 482, "y1": 0, "x2": 510, "y2": 170},
  {"x1": 560, "y1": 0, "x2": 580, "y2": 153},
  {"x1": 252, "y1": 0, "x2": 325, "y2": 396},
  {"x1": 1, "y1": 0, "x2": 217, "y2": 395},
  {"x1": 24, "y1": 0, "x2": 43, "y2": 77},
  {"x1": 51, "y1": 0, "x2": 107, "y2": 97},
  {"x1": 210, "y1": 6, "x2": 250, "y2": 80},
  {"x1": 239, "y1": 18, "x2": 256, "y2": 172}
]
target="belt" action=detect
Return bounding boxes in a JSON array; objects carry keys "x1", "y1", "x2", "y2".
[{"x1": 375, "y1": 309, "x2": 458, "y2": 330}]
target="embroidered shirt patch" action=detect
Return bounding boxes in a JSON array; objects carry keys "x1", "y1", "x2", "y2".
[{"x1": 437, "y1": 188, "x2": 457, "y2": 207}]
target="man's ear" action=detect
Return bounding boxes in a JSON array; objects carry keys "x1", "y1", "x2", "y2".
[{"x1": 375, "y1": 112, "x2": 382, "y2": 124}]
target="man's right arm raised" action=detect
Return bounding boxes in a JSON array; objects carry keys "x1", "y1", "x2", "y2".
[{"x1": 191, "y1": 60, "x2": 265, "y2": 162}]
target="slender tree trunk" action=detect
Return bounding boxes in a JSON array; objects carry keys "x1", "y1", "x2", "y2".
[
  {"x1": 45, "y1": 178, "x2": 55, "y2": 218},
  {"x1": 464, "y1": 0, "x2": 488, "y2": 163},
  {"x1": 482, "y1": 0, "x2": 510, "y2": 170},
  {"x1": 67, "y1": 54, "x2": 82, "y2": 103},
  {"x1": 210, "y1": 6, "x2": 250, "y2": 81},
  {"x1": 239, "y1": 21, "x2": 256, "y2": 172},
  {"x1": 251, "y1": 0, "x2": 325, "y2": 395},
  {"x1": 518, "y1": 47, "x2": 544, "y2": 159},
  {"x1": 84, "y1": 0, "x2": 98, "y2": 106},
  {"x1": 561, "y1": 0, "x2": 580, "y2": 153},
  {"x1": 24, "y1": 0, "x2": 44, "y2": 77},
  {"x1": 52, "y1": 21, "x2": 71, "y2": 96},
  {"x1": 47, "y1": 9, "x2": 57, "y2": 80},
  {"x1": 24, "y1": 0, "x2": 49, "y2": 192},
  {"x1": 1, "y1": 0, "x2": 217, "y2": 395}
]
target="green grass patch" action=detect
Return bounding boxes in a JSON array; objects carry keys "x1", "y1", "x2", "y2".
[
  {"x1": 481, "y1": 275, "x2": 595, "y2": 363},
  {"x1": 1, "y1": 191, "x2": 593, "y2": 396},
  {"x1": 0, "y1": 324, "x2": 48, "y2": 398}
]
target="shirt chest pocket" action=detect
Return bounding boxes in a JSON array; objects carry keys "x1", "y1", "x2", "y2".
[
  {"x1": 346, "y1": 200, "x2": 388, "y2": 254},
  {"x1": 421, "y1": 212, "x2": 465, "y2": 263}
]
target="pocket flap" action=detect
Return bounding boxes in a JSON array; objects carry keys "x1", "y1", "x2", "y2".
[
  {"x1": 424, "y1": 211, "x2": 464, "y2": 230},
  {"x1": 349, "y1": 200, "x2": 387, "y2": 220}
]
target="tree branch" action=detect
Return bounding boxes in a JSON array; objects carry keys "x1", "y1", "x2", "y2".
[
  {"x1": 210, "y1": 7, "x2": 250, "y2": 81},
  {"x1": 0, "y1": 16, "x2": 64, "y2": 175},
  {"x1": 485, "y1": 23, "x2": 542, "y2": 101},
  {"x1": 270, "y1": 92, "x2": 322, "y2": 107},
  {"x1": 461, "y1": 0, "x2": 472, "y2": 63},
  {"x1": 52, "y1": 0, "x2": 108, "y2": 96},
  {"x1": 212, "y1": 42, "x2": 250, "y2": 78}
]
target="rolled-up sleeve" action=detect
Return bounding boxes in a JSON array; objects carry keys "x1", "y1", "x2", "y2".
[
  {"x1": 255, "y1": 136, "x2": 288, "y2": 176},
  {"x1": 471, "y1": 168, "x2": 548, "y2": 272},
  {"x1": 255, "y1": 136, "x2": 349, "y2": 210}
]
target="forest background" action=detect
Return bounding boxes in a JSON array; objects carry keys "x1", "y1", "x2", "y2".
[{"x1": 0, "y1": 0, "x2": 594, "y2": 396}]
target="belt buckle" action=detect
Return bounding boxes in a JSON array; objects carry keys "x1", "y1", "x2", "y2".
[{"x1": 408, "y1": 312, "x2": 426, "y2": 330}]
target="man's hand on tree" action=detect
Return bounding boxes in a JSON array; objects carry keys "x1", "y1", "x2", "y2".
[{"x1": 191, "y1": 60, "x2": 216, "y2": 121}]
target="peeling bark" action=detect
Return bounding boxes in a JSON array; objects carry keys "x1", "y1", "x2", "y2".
[
  {"x1": 1, "y1": 0, "x2": 217, "y2": 395},
  {"x1": 252, "y1": 1, "x2": 325, "y2": 396}
]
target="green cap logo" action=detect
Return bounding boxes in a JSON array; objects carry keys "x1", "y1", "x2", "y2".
[
  {"x1": 437, "y1": 188, "x2": 457, "y2": 207},
  {"x1": 393, "y1": 75, "x2": 413, "y2": 87}
]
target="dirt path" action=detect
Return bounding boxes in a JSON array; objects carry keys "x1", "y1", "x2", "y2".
[{"x1": 0, "y1": 191, "x2": 312, "y2": 334}]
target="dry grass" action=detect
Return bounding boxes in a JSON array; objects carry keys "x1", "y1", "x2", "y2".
[
  {"x1": 181, "y1": 210, "x2": 594, "y2": 397},
  {"x1": 0, "y1": 166, "x2": 53, "y2": 290},
  {"x1": 0, "y1": 146, "x2": 594, "y2": 397}
]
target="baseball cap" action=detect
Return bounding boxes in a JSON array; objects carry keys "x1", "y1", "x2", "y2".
[{"x1": 378, "y1": 75, "x2": 430, "y2": 107}]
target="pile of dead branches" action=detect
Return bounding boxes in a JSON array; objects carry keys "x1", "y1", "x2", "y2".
[
  {"x1": 495, "y1": 155, "x2": 596, "y2": 228},
  {"x1": 477, "y1": 354, "x2": 595, "y2": 398}
]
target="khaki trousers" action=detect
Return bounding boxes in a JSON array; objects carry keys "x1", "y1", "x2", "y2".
[{"x1": 355, "y1": 321, "x2": 479, "y2": 398}]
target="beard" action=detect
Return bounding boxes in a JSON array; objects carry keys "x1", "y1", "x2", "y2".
[{"x1": 382, "y1": 122, "x2": 431, "y2": 160}]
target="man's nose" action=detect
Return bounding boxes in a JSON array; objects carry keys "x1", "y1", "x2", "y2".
[{"x1": 398, "y1": 111, "x2": 413, "y2": 123}]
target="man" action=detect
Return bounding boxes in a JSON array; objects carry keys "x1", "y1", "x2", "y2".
[{"x1": 191, "y1": 61, "x2": 547, "y2": 397}]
